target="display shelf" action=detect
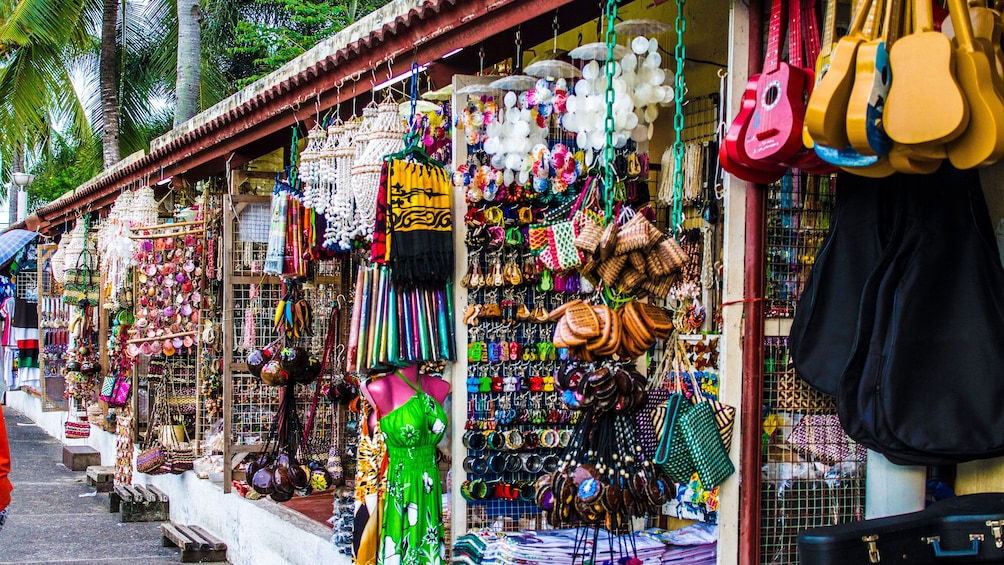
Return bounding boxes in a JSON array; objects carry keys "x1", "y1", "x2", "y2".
[
  {"x1": 764, "y1": 172, "x2": 836, "y2": 318},
  {"x1": 38, "y1": 244, "x2": 68, "y2": 411}
]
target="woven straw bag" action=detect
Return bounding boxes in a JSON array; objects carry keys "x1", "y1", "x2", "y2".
[
  {"x1": 774, "y1": 367, "x2": 837, "y2": 414},
  {"x1": 614, "y1": 213, "x2": 652, "y2": 256}
]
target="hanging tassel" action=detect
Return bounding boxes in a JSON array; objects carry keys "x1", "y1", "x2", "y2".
[{"x1": 241, "y1": 284, "x2": 259, "y2": 352}]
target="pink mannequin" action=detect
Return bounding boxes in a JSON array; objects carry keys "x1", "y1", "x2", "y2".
[{"x1": 361, "y1": 363, "x2": 451, "y2": 421}]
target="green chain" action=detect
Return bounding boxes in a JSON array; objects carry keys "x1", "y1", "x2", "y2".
[
  {"x1": 671, "y1": 0, "x2": 687, "y2": 231},
  {"x1": 289, "y1": 125, "x2": 300, "y2": 188},
  {"x1": 602, "y1": 0, "x2": 618, "y2": 223}
]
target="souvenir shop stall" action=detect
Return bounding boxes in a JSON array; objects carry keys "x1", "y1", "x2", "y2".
[
  {"x1": 723, "y1": 0, "x2": 1004, "y2": 563},
  {"x1": 208, "y1": 0, "x2": 740, "y2": 560},
  {"x1": 33, "y1": 0, "x2": 1003, "y2": 561}
]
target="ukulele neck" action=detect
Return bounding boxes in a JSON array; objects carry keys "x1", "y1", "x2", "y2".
[
  {"x1": 821, "y1": 0, "x2": 838, "y2": 55},
  {"x1": 790, "y1": 0, "x2": 804, "y2": 67},
  {"x1": 765, "y1": 0, "x2": 785, "y2": 72},
  {"x1": 804, "y1": 0, "x2": 822, "y2": 65}
]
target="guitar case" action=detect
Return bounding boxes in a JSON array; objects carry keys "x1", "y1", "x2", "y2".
[
  {"x1": 789, "y1": 173, "x2": 908, "y2": 396},
  {"x1": 837, "y1": 165, "x2": 1004, "y2": 465},
  {"x1": 798, "y1": 493, "x2": 1004, "y2": 565}
]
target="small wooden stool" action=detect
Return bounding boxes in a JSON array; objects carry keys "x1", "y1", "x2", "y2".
[
  {"x1": 161, "y1": 523, "x2": 228, "y2": 563},
  {"x1": 62, "y1": 445, "x2": 100, "y2": 471},
  {"x1": 85, "y1": 466, "x2": 115, "y2": 492},
  {"x1": 110, "y1": 484, "x2": 169, "y2": 522}
]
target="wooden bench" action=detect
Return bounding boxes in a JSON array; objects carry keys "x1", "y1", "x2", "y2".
[
  {"x1": 109, "y1": 484, "x2": 169, "y2": 522},
  {"x1": 85, "y1": 466, "x2": 115, "y2": 492},
  {"x1": 161, "y1": 522, "x2": 228, "y2": 563},
  {"x1": 62, "y1": 445, "x2": 100, "y2": 471}
]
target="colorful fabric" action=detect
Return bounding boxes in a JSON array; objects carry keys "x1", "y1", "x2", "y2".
[
  {"x1": 353, "y1": 405, "x2": 388, "y2": 565},
  {"x1": 0, "y1": 507, "x2": 8, "y2": 533},
  {"x1": 370, "y1": 161, "x2": 390, "y2": 265},
  {"x1": 378, "y1": 371, "x2": 447, "y2": 565},
  {"x1": 0, "y1": 298, "x2": 14, "y2": 347},
  {"x1": 386, "y1": 160, "x2": 453, "y2": 285}
]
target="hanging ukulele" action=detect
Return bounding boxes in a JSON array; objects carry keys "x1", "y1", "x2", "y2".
[
  {"x1": 720, "y1": 77, "x2": 788, "y2": 183},
  {"x1": 786, "y1": 0, "x2": 835, "y2": 173},
  {"x1": 802, "y1": 0, "x2": 839, "y2": 149},
  {"x1": 743, "y1": 0, "x2": 812, "y2": 166},
  {"x1": 942, "y1": 0, "x2": 1004, "y2": 79},
  {"x1": 943, "y1": 0, "x2": 1004, "y2": 168},
  {"x1": 809, "y1": 0, "x2": 897, "y2": 176},
  {"x1": 884, "y1": 0, "x2": 968, "y2": 146},
  {"x1": 720, "y1": 0, "x2": 795, "y2": 183},
  {"x1": 805, "y1": 0, "x2": 876, "y2": 149},
  {"x1": 846, "y1": 0, "x2": 902, "y2": 157}
]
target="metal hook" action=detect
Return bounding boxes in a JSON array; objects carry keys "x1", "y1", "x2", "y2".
[{"x1": 386, "y1": 58, "x2": 394, "y2": 81}]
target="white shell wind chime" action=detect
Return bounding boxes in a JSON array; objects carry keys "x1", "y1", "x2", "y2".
[
  {"x1": 563, "y1": 31, "x2": 674, "y2": 161},
  {"x1": 350, "y1": 97, "x2": 407, "y2": 242},
  {"x1": 298, "y1": 124, "x2": 328, "y2": 213},
  {"x1": 97, "y1": 190, "x2": 138, "y2": 307},
  {"x1": 327, "y1": 120, "x2": 360, "y2": 251}
]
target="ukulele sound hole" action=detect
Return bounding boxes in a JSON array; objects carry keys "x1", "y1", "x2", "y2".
[{"x1": 763, "y1": 81, "x2": 781, "y2": 110}]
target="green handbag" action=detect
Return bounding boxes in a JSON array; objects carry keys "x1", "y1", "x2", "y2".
[
  {"x1": 654, "y1": 364, "x2": 736, "y2": 489},
  {"x1": 677, "y1": 400, "x2": 735, "y2": 488}
]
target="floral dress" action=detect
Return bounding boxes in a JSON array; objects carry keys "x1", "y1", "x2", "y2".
[
  {"x1": 353, "y1": 405, "x2": 387, "y2": 565},
  {"x1": 378, "y1": 372, "x2": 447, "y2": 565}
]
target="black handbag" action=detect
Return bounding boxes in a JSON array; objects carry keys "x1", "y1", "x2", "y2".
[
  {"x1": 836, "y1": 165, "x2": 1004, "y2": 465},
  {"x1": 799, "y1": 493, "x2": 1004, "y2": 564}
]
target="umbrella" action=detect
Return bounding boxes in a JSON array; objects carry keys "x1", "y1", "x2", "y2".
[{"x1": 0, "y1": 229, "x2": 39, "y2": 268}]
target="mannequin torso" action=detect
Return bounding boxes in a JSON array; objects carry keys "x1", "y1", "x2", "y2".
[{"x1": 362, "y1": 364, "x2": 450, "y2": 419}]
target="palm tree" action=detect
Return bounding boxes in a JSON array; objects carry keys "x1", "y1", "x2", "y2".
[
  {"x1": 99, "y1": 0, "x2": 119, "y2": 166},
  {"x1": 0, "y1": 0, "x2": 94, "y2": 178},
  {"x1": 174, "y1": 0, "x2": 199, "y2": 125}
]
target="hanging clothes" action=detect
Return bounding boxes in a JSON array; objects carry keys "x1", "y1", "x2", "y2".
[
  {"x1": 0, "y1": 297, "x2": 15, "y2": 390},
  {"x1": 353, "y1": 404, "x2": 388, "y2": 565},
  {"x1": 384, "y1": 160, "x2": 453, "y2": 285},
  {"x1": 11, "y1": 298, "x2": 38, "y2": 390},
  {"x1": 377, "y1": 370, "x2": 447, "y2": 565}
]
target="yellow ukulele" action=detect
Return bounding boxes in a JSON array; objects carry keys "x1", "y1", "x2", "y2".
[
  {"x1": 944, "y1": 0, "x2": 1004, "y2": 168},
  {"x1": 802, "y1": 0, "x2": 839, "y2": 148},
  {"x1": 884, "y1": 0, "x2": 945, "y2": 174},
  {"x1": 846, "y1": 0, "x2": 901, "y2": 157},
  {"x1": 942, "y1": 0, "x2": 1003, "y2": 78},
  {"x1": 805, "y1": 0, "x2": 875, "y2": 149},
  {"x1": 884, "y1": 0, "x2": 968, "y2": 145}
]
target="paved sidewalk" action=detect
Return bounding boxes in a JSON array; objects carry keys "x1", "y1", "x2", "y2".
[{"x1": 0, "y1": 406, "x2": 181, "y2": 564}]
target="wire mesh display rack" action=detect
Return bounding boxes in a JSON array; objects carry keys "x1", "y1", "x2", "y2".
[
  {"x1": 223, "y1": 191, "x2": 345, "y2": 490},
  {"x1": 764, "y1": 172, "x2": 836, "y2": 318},
  {"x1": 760, "y1": 337, "x2": 866, "y2": 565}
]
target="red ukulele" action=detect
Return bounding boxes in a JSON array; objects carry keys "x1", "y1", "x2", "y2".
[
  {"x1": 720, "y1": 77, "x2": 788, "y2": 183},
  {"x1": 743, "y1": 0, "x2": 813, "y2": 167},
  {"x1": 789, "y1": 0, "x2": 837, "y2": 173}
]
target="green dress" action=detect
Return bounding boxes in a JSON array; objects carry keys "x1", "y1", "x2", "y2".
[{"x1": 377, "y1": 372, "x2": 447, "y2": 565}]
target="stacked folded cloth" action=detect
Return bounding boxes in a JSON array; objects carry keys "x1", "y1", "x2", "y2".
[
  {"x1": 453, "y1": 532, "x2": 492, "y2": 565},
  {"x1": 454, "y1": 525, "x2": 717, "y2": 565},
  {"x1": 641, "y1": 524, "x2": 718, "y2": 565}
]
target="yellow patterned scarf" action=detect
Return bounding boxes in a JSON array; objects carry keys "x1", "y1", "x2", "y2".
[{"x1": 385, "y1": 159, "x2": 453, "y2": 284}]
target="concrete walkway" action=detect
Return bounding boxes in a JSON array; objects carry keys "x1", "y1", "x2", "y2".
[{"x1": 0, "y1": 406, "x2": 182, "y2": 564}]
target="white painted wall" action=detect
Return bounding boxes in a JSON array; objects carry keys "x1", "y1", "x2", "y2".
[{"x1": 5, "y1": 390, "x2": 348, "y2": 565}]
